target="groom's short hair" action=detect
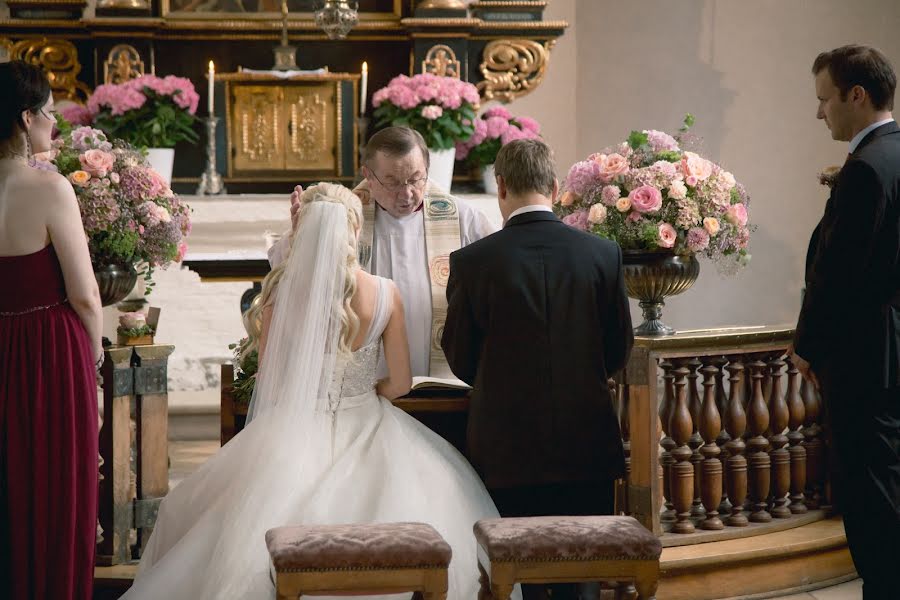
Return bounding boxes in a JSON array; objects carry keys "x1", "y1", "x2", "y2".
[
  {"x1": 813, "y1": 44, "x2": 896, "y2": 111},
  {"x1": 494, "y1": 138, "x2": 556, "y2": 197}
]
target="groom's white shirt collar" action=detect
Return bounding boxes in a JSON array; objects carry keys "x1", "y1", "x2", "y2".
[
  {"x1": 507, "y1": 204, "x2": 554, "y2": 221},
  {"x1": 849, "y1": 118, "x2": 895, "y2": 154}
]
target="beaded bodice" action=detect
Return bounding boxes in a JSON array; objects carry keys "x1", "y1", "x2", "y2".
[{"x1": 328, "y1": 341, "x2": 382, "y2": 401}]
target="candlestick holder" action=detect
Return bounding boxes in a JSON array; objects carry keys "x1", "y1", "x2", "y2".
[{"x1": 196, "y1": 116, "x2": 226, "y2": 195}]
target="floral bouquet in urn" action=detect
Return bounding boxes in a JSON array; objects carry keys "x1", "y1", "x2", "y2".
[
  {"x1": 34, "y1": 119, "x2": 192, "y2": 290},
  {"x1": 555, "y1": 115, "x2": 753, "y2": 270}
]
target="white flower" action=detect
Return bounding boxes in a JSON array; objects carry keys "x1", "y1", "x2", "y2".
[{"x1": 668, "y1": 179, "x2": 688, "y2": 200}]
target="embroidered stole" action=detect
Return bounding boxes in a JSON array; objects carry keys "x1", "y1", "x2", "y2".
[{"x1": 358, "y1": 189, "x2": 460, "y2": 379}]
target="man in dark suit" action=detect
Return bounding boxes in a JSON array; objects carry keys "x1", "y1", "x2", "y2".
[
  {"x1": 793, "y1": 44, "x2": 900, "y2": 600},
  {"x1": 441, "y1": 138, "x2": 633, "y2": 521}
]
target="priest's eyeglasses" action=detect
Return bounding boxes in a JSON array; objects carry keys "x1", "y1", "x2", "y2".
[{"x1": 370, "y1": 171, "x2": 428, "y2": 194}]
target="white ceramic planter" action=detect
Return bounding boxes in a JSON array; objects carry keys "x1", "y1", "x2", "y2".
[
  {"x1": 146, "y1": 147, "x2": 175, "y2": 185},
  {"x1": 481, "y1": 163, "x2": 498, "y2": 195},
  {"x1": 427, "y1": 147, "x2": 456, "y2": 193}
]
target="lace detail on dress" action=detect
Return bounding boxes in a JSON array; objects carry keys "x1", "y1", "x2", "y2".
[{"x1": 327, "y1": 277, "x2": 394, "y2": 405}]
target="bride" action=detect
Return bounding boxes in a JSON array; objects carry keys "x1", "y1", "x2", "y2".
[{"x1": 123, "y1": 183, "x2": 504, "y2": 599}]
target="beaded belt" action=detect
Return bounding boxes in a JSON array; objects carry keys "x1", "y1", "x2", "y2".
[{"x1": 0, "y1": 299, "x2": 68, "y2": 317}]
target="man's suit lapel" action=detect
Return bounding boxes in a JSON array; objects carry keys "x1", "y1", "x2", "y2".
[{"x1": 504, "y1": 211, "x2": 559, "y2": 228}]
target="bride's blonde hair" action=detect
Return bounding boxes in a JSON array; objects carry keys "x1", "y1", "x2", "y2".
[{"x1": 245, "y1": 182, "x2": 363, "y2": 358}]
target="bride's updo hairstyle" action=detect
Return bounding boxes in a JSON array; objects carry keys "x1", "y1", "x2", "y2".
[{"x1": 246, "y1": 182, "x2": 364, "y2": 358}]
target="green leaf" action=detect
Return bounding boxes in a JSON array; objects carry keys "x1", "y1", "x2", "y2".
[{"x1": 628, "y1": 130, "x2": 649, "y2": 150}]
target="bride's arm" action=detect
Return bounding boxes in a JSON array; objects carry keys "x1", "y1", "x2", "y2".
[
  {"x1": 376, "y1": 283, "x2": 412, "y2": 400},
  {"x1": 257, "y1": 304, "x2": 274, "y2": 366}
]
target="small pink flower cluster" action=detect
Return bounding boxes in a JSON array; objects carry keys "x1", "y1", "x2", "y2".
[
  {"x1": 455, "y1": 106, "x2": 542, "y2": 165},
  {"x1": 555, "y1": 119, "x2": 752, "y2": 268},
  {"x1": 89, "y1": 75, "x2": 199, "y2": 117},
  {"x1": 372, "y1": 73, "x2": 479, "y2": 112},
  {"x1": 32, "y1": 127, "x2": 192, "y2": 287}
]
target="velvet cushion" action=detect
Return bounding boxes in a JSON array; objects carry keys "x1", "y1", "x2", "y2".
[
  {"x1": 473, "y1": 516, "x2": 662, "y2": 562},
  {"x1": 266, "y1": 522, "x2": 452, "y2": 572}
]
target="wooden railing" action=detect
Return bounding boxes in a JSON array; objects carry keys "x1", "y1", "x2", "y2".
[{"x1": 619, "y1": 327, "x2": 831, "y2": 540}]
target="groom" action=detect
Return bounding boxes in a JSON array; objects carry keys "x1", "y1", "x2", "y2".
[
  {"x1": 792, "y1": 44, "x2": 900, "y2": 599},
  {"x1": 441, "y1": 138, "x2": 633, "y2": 522}
]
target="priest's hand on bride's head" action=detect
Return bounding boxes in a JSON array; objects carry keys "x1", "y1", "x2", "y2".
[{"x1": 290, "y1": 185, "x2": 303, "y2": 233}]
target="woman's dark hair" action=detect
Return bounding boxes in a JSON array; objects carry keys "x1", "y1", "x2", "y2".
[{"x1": 0, "y1": 60, "x2": 52, "y2": 142}]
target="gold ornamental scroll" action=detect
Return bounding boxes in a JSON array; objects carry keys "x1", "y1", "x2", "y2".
[{"x1": 477, "y1": 38, "x2": 556, "y2": 103}]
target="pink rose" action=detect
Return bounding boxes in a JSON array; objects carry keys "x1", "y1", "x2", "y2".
[
  {"x1": 562, "y1": 210, "x2": 590, "y2": 231},
  {"x1": 680, "y1": 151, "x2": 713, "y2": 181},
  {"x1": 598, "y1": 153, "x2": 630, "y2": 182},
  {"x1": 559, "y1": 191, "x2": 576, "y2": 206},
  {"x1": 628, "y1": 185, "x2": 663, "y2": 213},
  {"x1": 685, "y1": 175, "x2": 698, "y2": 187},
  {"x1": 119, "y1": 311, "x2": 146, "y2": 330},
  {"x1": 658, "y1": 223, "x2": 677, "y2": 248},
  {"x1": 726, "y1": 203, "x2": 748, "y2": 227},
  {"x1": 80, "y1": 149, "x2": 116, "y2": 178},
  {"x1": 615, "y1": 197, "x2": 632, "y2": 212},
  {"x1": 176, "y1": 241, "x2": 188, "y2": 261}
]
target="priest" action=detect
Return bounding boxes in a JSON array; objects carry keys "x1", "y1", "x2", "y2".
[{"x1": 268, "y1": 126, "x2": 496, "y2": 378}]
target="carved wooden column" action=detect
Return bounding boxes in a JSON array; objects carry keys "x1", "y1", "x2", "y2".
[
  {"x1": 132, "y1": 345, "x2": 174, "y2": 556},
  {"x1": 801, "y1": 379, "x2": 824, "y2": 509},
  {"x1": 659, "y1": 360, "x2": 677, "y2": 522},
  {"x1": 785, "y1": 358, "x2": 807, "y2": 514},
  {"x1": 746, "y1": 360, "x2": 772, "y2": 523},
  {"x1": 669, "y1": 361, "x2": 695, "y2": 533},
  {"x1": 96, "y1": 346, "x2": 136, "y2": 566},
  {"x1": 768, "y1": 356, "x2": 791, "y2": 518},
  {"x1": 687, "y1": 358, "x2": 705, "y2": 518},
  {"x1": 712, "y1": 356, "x2": 732, "y2": 517},
  {"x1": 699, "y1": 361, "x2": 723, "y2": 530},
  {"x1": 724, "y1": 359, "x2": 748, "y2": 526}
]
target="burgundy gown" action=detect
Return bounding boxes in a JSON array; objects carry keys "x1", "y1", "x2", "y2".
[{"x1": 0, "y1": 245, "x2": 98, "y2": 600}]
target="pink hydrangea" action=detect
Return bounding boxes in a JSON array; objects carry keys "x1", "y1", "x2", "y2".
[
  {"x1": 501, "y1": 125, "x2": 531, "y2": 145},
  {"x1": 485, "y1": 116, "x2": 510, "y2": 139},
  {"x1": 562, "y1": 209, "x2": 590, "y2": 231},
  {"x1": 88, "y1": 83, "x2": 147, "y2": 116},
  {"x1": 421, "y1": 105, "x2": 443, "y2": 120},
  {"x1": 70, "y1": 127, "x2": 112, "y2": 152},
  {"x1": 645, "y1": 129, "x2": 679, "y2": 152},
  {"x1": 564, "y1": 160, "x2": 603, "y2": 196},
  {"x1": 60, "y1": 104, "x2": 93, "y2": 127},
  {"x1": 484, "y1": 106, "x2": 512, "y2": 120},
  {"x1": 516, "y1": 116, "x2": 540, "y2": 134}
]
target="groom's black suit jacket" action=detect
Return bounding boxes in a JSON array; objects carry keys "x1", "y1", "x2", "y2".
[
  {"x1": 441, "y1": 210, "x2": 633, "y2": 489},
  {"x1": 795, "y1": 121, "x2": 900, "y2": 388}
]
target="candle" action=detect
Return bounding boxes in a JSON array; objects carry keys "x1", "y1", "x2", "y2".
[
  {"x1": 360, "y1": 61, "x2": 368, "y2": 115},
  {"x1": 207, "y1": 60, "x2": 215, "y2": 115}
]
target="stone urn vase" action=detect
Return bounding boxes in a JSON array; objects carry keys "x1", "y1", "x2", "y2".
[
  {"x1": 622, "y1": 251, "x2": 700, "y2": 336},
  {"x1": 94, "y1": 262, "x2": 138, "y2": 307}
]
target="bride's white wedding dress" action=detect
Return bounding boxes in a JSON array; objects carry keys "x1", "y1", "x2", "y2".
[{"x1": 123, "y1": 276, "x2": 501, "y2": 600}]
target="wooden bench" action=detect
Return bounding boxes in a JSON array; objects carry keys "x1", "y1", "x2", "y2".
[
  {"x1": 266, "y1": 522, "x2": 452, "y2": 600},
  {"x1": 474, "y1": 516, "x2": 662, "y2": 600}
]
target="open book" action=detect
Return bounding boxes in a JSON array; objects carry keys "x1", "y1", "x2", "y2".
[{"x1": 411, "y1": 376, "x2": 471, "y2": 391}]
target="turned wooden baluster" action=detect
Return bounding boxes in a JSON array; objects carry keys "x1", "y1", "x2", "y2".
[
  {"x1": 747, "y1": 360, "x2": 772, "y2": 522},
  {"x1": 712, "y1": 356, "x2": 732, "y2": 517},
  {"x1": 801, "y1": 378, "x2": 824, "y2": 509},
  {"x1": 724, "y1": 359, "x2": 748, "y2": 526},
  {"x1": 669, "y1": 361, "x2": 695, "y2": 533},
  {"x1": 767, "y1": 356, "x2": 791, "y2": 518},
  {"x1": 785, "y1": 357, "x2": 807, "y2": 514},
  {"x1": 699, "y1": 361, "x2": 724, "y2": 529},
  {"x1": 659, "y1": 360, "x2": 677, "y2": 522},
  {"x1": 687, "y1": 358, "x2": 705, "y2": 518}
]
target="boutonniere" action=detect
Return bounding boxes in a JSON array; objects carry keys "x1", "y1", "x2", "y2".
[{"x1": 817, "y1": 165, "x2": 841, "y2": 188}]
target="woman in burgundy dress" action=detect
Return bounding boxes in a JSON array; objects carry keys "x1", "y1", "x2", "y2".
[{"x1": 0, "y1": 61, "x2": 103, "y2": 599}]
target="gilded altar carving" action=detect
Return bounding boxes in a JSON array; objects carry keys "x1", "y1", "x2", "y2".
[
  {"x1": 234, "y1": 86, "x2": 281, "y2": 170},
  {"x1": 422, "y1": 44, "x2": 460, "y2": 78},
  {"x1": 103, "y1": 45, "x2": 145, "y2": 84},
  {"x1": 287, "y1": 91, "x2": 327, "y2": 163},
  {"x1": 11, "y1": 38, "x2": 91, "y2": 104},
  {"x1": 476, "y1": 38, "x2": 555, "y2": 103}
]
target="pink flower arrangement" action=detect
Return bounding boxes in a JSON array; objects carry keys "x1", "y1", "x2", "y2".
[
  {"x1": 33, "y1": 122, "x2": 192, "y2": 291},
  {"x1": 455, "y1": 106, "x2": 542, "y2": 167},
  {"x1": 555, "y1": 115, "x2": 752, "y2": 268},
  {"x1": 372, "y1": 74, "x2": 479, "y2": 150},
  {"x1": 89, "y1": 74, "x2": 200, "y2": 148}
]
